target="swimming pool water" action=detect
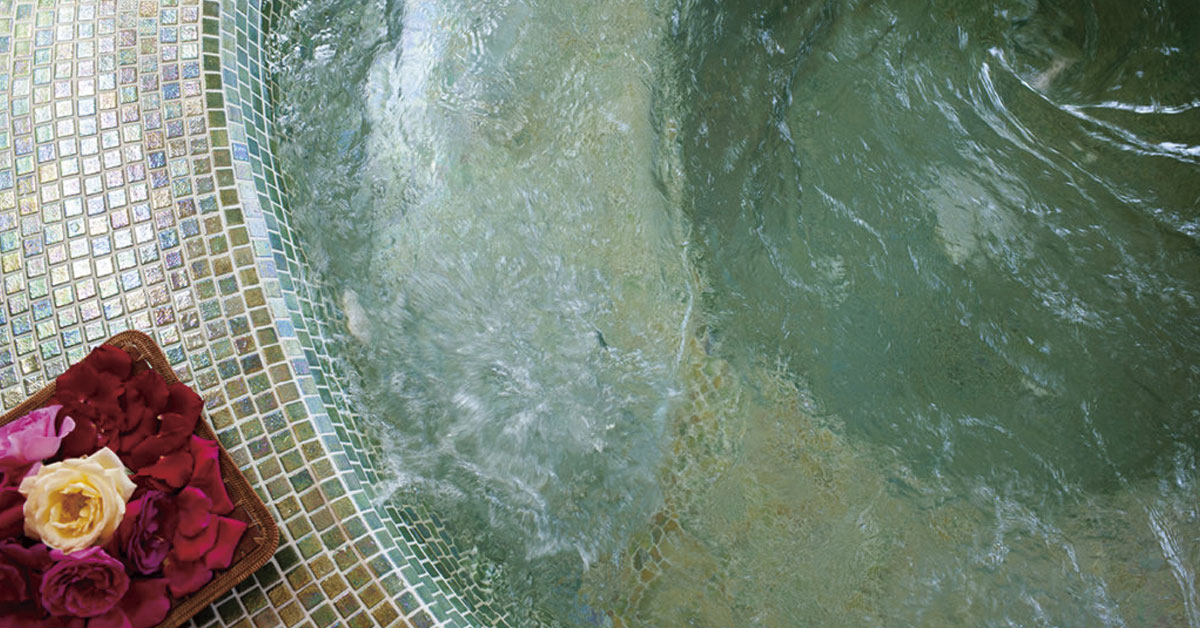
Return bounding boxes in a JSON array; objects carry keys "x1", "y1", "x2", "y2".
[{"x1": 269, "y1": 0, "x2": 1200, "y2": 625}]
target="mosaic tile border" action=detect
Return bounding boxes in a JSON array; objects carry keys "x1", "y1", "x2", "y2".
[
  {"x1": 216, "y1": 0, "x2": 513, "y2": 626},
  {"x1": 0, "y1": 0, "x2": 500, "y2": 625}
]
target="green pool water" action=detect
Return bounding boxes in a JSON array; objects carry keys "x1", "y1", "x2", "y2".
[{"x1": 268, "y1": 0, "x2": 1200, "y2": 625}]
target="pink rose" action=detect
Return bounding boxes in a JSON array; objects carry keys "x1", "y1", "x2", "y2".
[
  {"x1": 0, "y1": 405, "x2": 74, "y2": 540},
  {"x1": 0, "y1": 405, "x2": 75, "y2": 467},
  {"x1": 40, "y1": 547, "x2": 129, "y2": 618}
]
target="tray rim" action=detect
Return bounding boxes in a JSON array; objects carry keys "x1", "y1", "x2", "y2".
[{"x1": 0, "y1": 329, "x2": 280, "y2": 628}]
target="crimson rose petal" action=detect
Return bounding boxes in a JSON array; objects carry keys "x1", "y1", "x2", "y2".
[
  {"x1": 0, "y1": 463, "x2": 36, "y2": 539},
  {"x1": 0, "y1": 564, "x2": 22, "y2": 602},
  {"x1": 187, "y1": 437, "x2": 233, "y2": 515},
  {"x1": 173, "y1": 522, "x2": 218, "y2": 563},
  {"x1": 53, "y1": 345, "x2": 134, "y2": 460},
  {"x1": 83, "y1": 609, "x2": 132, "y2": 628},
  {"x1": 174, "y1": 487, "x2": 212, "y2": 537},
  {"x1": 124, "y1": 412, "x2": 199, "y2": 471},
  {"x1": 134, "y1": 450, "x2": 193, "y2": 490},
  {"x1": 162, "y1": 557, "x2": 211, "y2": 598},
  {"x1": 164, "y1": 383, "x2": 203, "y2": 420},
  {"x1": 56, "y1": 416, "x2": 97, "y2": 461},
  {"x1": 53, "y1": 376, "x2": 122, "y2": 459},
  {"x1": 118, "y1": 370, "x2": 169, "y2": 435},
  {"x1": 0, "y1": 505, "x2": 20, "y2": 540},
  {"x1": 204, "y1": 517, "x2": 247, "y2": 571},
  {"x1": 0, "y1": 609, "x2": 64, "y2": 628},
  {"x1": 0, "y1": 541, "x2": 51, "y2": 606},
  {"x1": 82, "y1": 346, "x2": 134, "y2": 379},
  {"x1": 117, "y1": 578, "x2": 170, "y2": 628}
]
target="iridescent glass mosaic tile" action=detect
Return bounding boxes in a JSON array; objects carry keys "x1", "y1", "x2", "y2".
[{"x1": 0, "y1": 0, "x2": 501, "y2": 625}]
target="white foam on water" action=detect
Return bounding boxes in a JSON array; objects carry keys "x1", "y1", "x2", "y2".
[{"x1": 356, "y1": 0, "x2": 693, "y2": 564}]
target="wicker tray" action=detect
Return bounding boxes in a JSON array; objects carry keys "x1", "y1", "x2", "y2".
[{"x1": 0, "y1": 330, "x2": 279, "y2": 628}]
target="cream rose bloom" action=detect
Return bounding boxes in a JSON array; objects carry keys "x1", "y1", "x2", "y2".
[{"x1": 19, "y1": 447, "x2": 137, "y2": 553}]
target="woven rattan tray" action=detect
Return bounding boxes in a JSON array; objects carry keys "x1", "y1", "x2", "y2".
[{"x1": 0, "y1": 330, "x2": 279, "y2": 628}]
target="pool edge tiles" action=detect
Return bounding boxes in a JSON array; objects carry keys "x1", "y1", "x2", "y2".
[
  {"x1": 0, "y1": 0, "x2": 471, "y2": 626},
  {"x1": 215, "y1": 0, "x2": 513, "y2": 627}
]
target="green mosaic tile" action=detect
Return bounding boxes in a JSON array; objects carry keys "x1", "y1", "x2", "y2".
[
  {"x1": 269, "y1": 428, "x2": 294, "y2": 452},
  {"x1": 331, "y1": 497, "x2": 357, "y2": 521},
  {"x1": 0, "y1": 0, "x2": 515, "y2": 623},
  {"x1": 298, "y1": 486, "x2": 323, "y2": 512},
  {"x1": 347, "y1": 610, "x2": 374, "y2": 628},
  {"x1": 252, "y1": 561, "x2": 281, "y2": 589},
  {"x1": 310, "y1": 604, "x2": 338, "y2": 628},
  {"x1": 309, "y1": 507, "x2": 334, "y2": 532},
  {"x1": 251, "y1": 609, "x2": 280, "y2": 628},
  {"x1": 217, "y1": 598, "x2": 244, "y2": 625},
  {"x1": 295, "y1": 582, "x2": 323, "y2": 612},
  {"x1": 285, "y1": 565, "x2": 311, "y2": 591},
  {"x1": 371, "y1": 602, "x2": 400, "y2": 626},
  {"x1": 284, "y1": 516, "x2": 312, "y2": 541},
  {"x1": 294, "y1": 533, "x2": 323, "y2": 559},
  {"x1": 334, "y1": 593, "x2": 361, "y2": 618},
  {"x1": 276, "y1": 603, "x2": 305, "y2": 627}
]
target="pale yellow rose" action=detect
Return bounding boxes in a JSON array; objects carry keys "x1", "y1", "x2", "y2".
[{"x1": 19, "y1": 447, "x2": 137, "y2": 553}]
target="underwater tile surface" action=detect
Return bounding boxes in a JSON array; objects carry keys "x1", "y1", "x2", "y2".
[{"x1": 0, "y1": 0, "x2": 496, "y2": 625}]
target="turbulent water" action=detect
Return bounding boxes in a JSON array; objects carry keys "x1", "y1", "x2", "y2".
[{"x1": 270, "y1": 0, "x2": 1200, "y2": 625}]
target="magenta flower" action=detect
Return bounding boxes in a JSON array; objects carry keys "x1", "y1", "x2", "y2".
[
  {"x1": 0, "y1": 405, "x2": 74, "y2": 467},
  {"x1": 115, "y1": 491, "x2": 172, "y2": 575},
  {"x1": 40, "y1": 547, "x2": 130, "y2": 618}
]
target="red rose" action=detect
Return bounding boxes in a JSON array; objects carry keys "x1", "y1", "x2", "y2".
[{"x1": 112, "y1": 491, "x2": 173, "y2": 576}]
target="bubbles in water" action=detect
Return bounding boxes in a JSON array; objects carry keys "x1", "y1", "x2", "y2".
[
  {"x1": 271, "y1": 0, "x2": 1200, "y2": 625},
  {"x1": 352, "y1": 0, "x2": 693, "y2": 565}
]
